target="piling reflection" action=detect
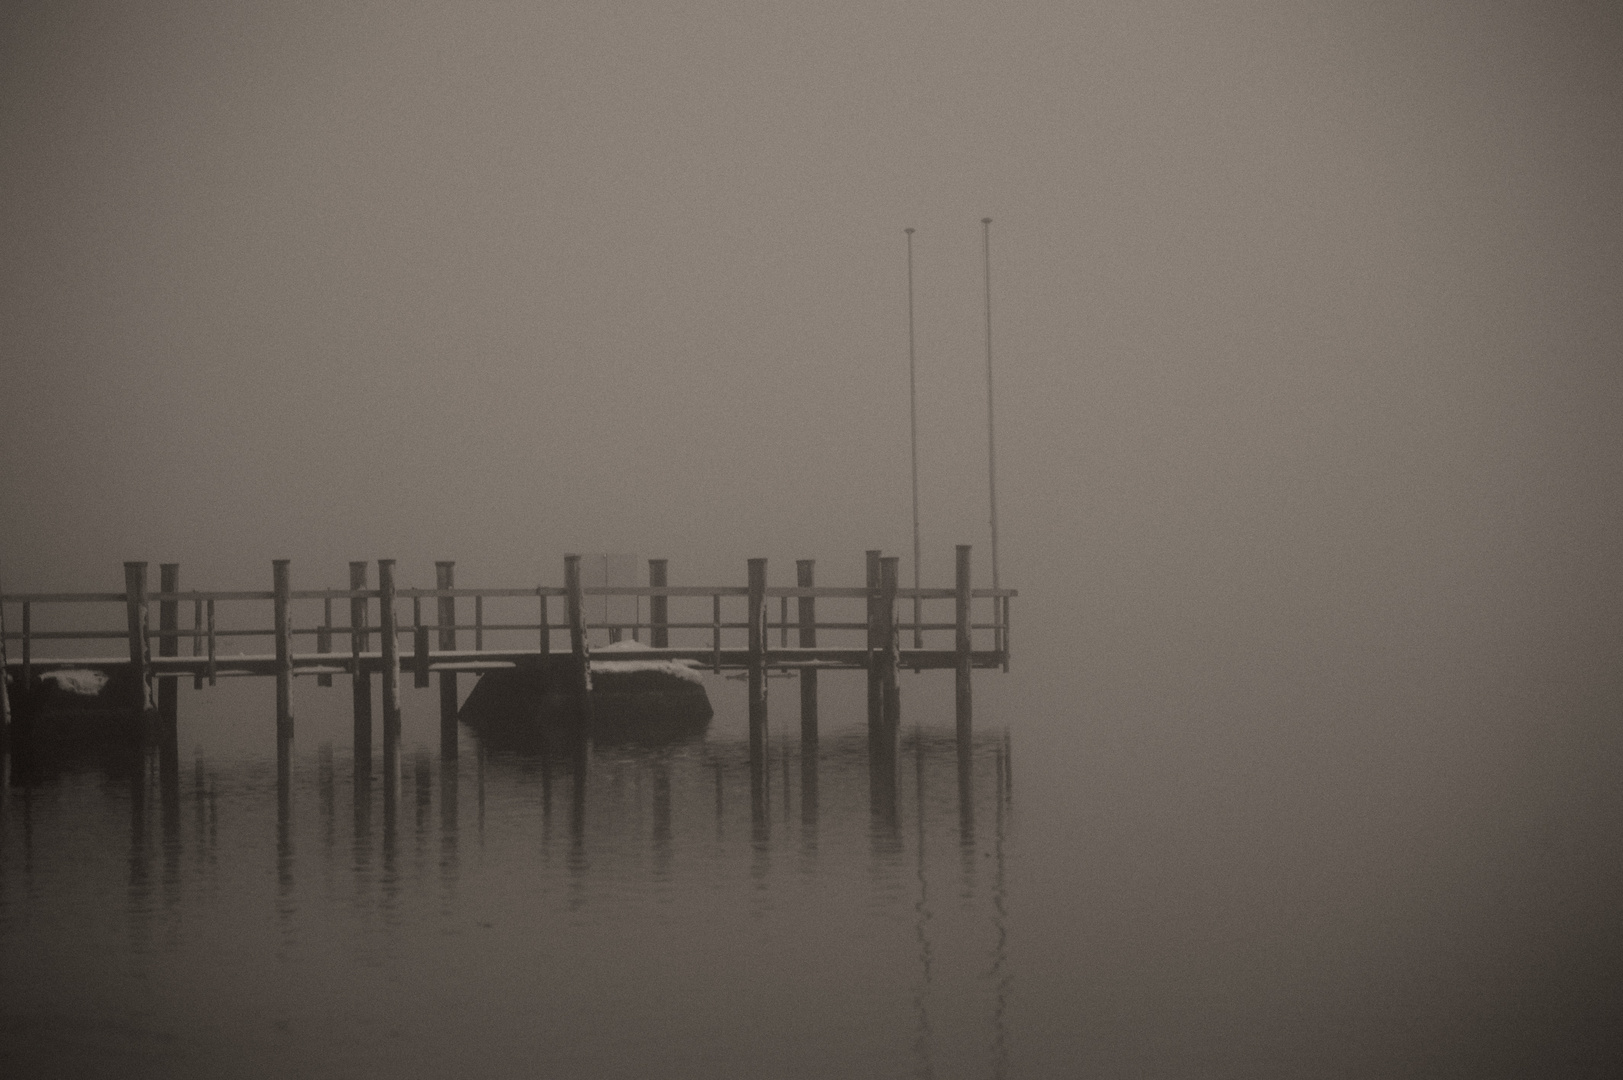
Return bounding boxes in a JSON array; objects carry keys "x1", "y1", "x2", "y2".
[{"x1": 2, "y1": 703, "x2": 1015, "y2": 1074}]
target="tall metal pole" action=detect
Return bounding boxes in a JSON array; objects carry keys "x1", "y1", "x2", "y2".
[
  {"x1": 982, "y1": 217, "x2": 1000, "y2": 591},
  {"x1": 905, "y1": 227, "x2": 923, "y2": 651}
]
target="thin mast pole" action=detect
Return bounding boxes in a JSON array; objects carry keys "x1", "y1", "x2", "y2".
[
  {"x1": 982, "y1": 217, "x2": 1000, "y2": 591},
  {"x1": 906, "y1": 227, "x2": 922, "y2": 650}
]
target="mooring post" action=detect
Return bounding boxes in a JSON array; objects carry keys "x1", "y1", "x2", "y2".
[
  {"x1": 272, "y1": 559, "x2": 293, "y2": 744},
  {"x1": 796, "y1": 559, "x2": 817, "y2": 745},
  {"x1": 747, "y1": 558, "x2": 768, "y2": 754},
  {"x1": 864, "y1": 549, "x2": 881, "y2": 723},
  {"x1": 878, "y1": 556, "x2": 900, "y2": 725},
  {"x1": 435, "y1": 561, "x2": 457, "y2": 759},
  {"x1": 564, "y1": 555, "x2": 592, "y2": 725},
  {"x1": 21, "y1": 601, "x2": 32, "y2": 706},
  {"x1": 955, "y1": 544, "x2": 973, "y2": 741},
  {"x1": 123, "y1": 562, "x2": 150, "y2": 715},
  {"x1": 317, "y1": 596, "x2": 334, "y2": 687},
  {"x1": 710, "y1": 594, "x2": 721, "y2": 673},
  {"x1": 158, "y1": 563, "x2": 179, "y2": 736},
  {"x1": 349, "y1": 561, "x2": 372, "y2": 779},
  {"x1": 191, "y1": 597, "x2": 203, "y2": 690},
  {"x1": 0, "y1": 584, "x2": 13, "y2": 740},
  {"x1": 648, "y1": 559, "x2": 668, "y2": 648},
  {"x1": 378, "y1": 560, "x2": 401, "y2": 746},
  {"x1": 412, "y1": 595, "x2": 430, "y2": 689}
]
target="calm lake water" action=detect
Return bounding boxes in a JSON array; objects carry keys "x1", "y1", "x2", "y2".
[{"x1": 3, "y1": 657, "x2": 1621, "y2": 1078}]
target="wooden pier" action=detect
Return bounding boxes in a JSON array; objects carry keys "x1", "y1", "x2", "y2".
[{"x1": 1, "y1": 549, "x2": 1015, "y2": 764}]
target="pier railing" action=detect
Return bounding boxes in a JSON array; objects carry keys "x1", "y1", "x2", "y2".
[{"x1": 2, "y1": 552, "x2": 1013, "y2": 689}]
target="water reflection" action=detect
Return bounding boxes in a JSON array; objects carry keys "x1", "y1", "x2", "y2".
[{"x1": 1, "y1": 712, "x2": 1015, "y2": 1078}]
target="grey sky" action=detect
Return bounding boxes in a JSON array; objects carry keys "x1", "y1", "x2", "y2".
[{"x1": 3, "y1": 0, "x2": 1619, "y2": 681}]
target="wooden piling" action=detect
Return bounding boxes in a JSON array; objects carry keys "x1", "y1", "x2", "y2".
[
  {"x1": 20, "y1": 601, "x2": 32, "y2": 705},
  {"x1": 348, "y1": 561, "x2": 372, "y2": 777},
  {"x1": 0, "y1": 581, "x2": 13, "y2": 740},
  {"x1": 648, "y1": 559, "x2": 668, "y2": 648},
  {"x1": 378, "y1": 559, "x2": 401, "y2": 744},
  {"x1": 711, "y1": 594, "x2": 721, "y2": 673},
  {"x1": 747, "y1": 558, "x2": 768, "y2": 749},
  {"x1": 864, "y1": 550, "x2": 881, "y2": 722},
  {"x1": 435, "y1": 561, "x2": 457, "y2": 758},
  {"x1": 158, "y1": 563, "x2": 179, "y2": 734},
  {"x1": 564, "y1": 555, "x2": 592, "y2": 722},
  {"x1": 191, "y1": 598, "x2": 203, "y2": 690},
  {"x1": 474, "y1": 595, "x2": 484, "y2": 651},
  {"x1": 205, "y1": 599, "x2": 216, "y2": 686},
  {"x1": 796, "y1": 559, "x2": 817, "y2": 746},
  {"x1": 123, "y1": 562, "x2": 150, "y2": 714},
  {"x1": 538, "y1": 593, "x2": 550, "y2": 655},
  {"x1": 412, "y1": 595, "x2": 430, "y2": 690},
  {"x1": 272, "y1": 560, "x2": 293, "y2": 743},
  {"x1": 878, "y1": 556, "x2": 900, "y2": 724},
  {"x1": 317, "y1": 597, "x2": 333, "y2": 687},
  {"x1": 955, "y1": 544, "x2": 972, "y2": 740}
]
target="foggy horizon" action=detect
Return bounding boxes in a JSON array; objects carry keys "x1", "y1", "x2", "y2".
[{"x1": 4, "y1": 1, "x2": 1622, "y2": 1075}]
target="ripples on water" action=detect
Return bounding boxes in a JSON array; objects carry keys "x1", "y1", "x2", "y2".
[{"x1": 0, "y1": 697, "x2": 1014, "y2": 1079}]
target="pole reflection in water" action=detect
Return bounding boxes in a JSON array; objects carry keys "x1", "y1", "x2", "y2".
[{"x1": 0, "y1": 689, "x2": 1015, "y2": 1080}]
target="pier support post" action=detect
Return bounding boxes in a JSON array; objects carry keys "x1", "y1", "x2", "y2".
[
  {"x1": 878, "y1": 556, "x2": 900, "y2": 725},
  {"x1": 123, "y1": 562, "x2": 150, "y2": 716},
  {"x1": 564, "y1": 555, "x2": 592, "y2": 727},
  {"x1": 316, "y1": 597, "x2": 334, "y2": 687},
  {"x1": 747, "y1": 558, "x2": 768, "y2": 758},
  {"x1": 273, "y1": 560, "x2": 293, "y2": 745},
  {"x1": 864, "y1": 550, "x2": 881, "y2": 725},
  {"x1": 955, "y1": 544, "x2": 973, "y2": 742},
  {"x1": 349, "y1": 561, "x2": 372, "y2": 779},
  {"x1": 378, "y1": 560, "x2": 401, "y2": 748},
  {"x1": 157, "y1": 563, "x2": 180, "y2": 739},
  {"x1": 648, "y1": 559, "x2": 668, "y2": 648},
  {"x1": 796, "y1": 559, "x2": 817, "y2": 746},
  {"x1": 436, "y1": 561, "x2": 457, "y2": 759}
]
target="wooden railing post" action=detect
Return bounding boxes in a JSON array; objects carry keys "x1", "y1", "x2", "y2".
[
  {"x1": 796, "y1": 559, "x2": 817, "y2": 746},
  {"x1": 412, "y1": 595, "x2": 430, "y2": 690},
  {"x1": 435, "y1": 560, "x2": 457, "y2": 758},
  {"x1": 191, "y1": 597, "x2": 203, "y2": 690},
  {"x1": 123, "y1": 561, "x2": 150, "y2": 715},
  {"x1": 747, "y1": 558, "x2": 768, "y2": 760},
  {"x1": 955, "y1": 544, "x2": 972, "y2": 740},
  {"x1": 317, "y1": 596, "x2": 334, "y2": 687},
  {"x1": 648, "y1": 559, "x2": 669, "y2": 648},
  {"x1": 564, "y1": 555, "x2": 592, "y2": 723},
  {"x1": 20, "y1": 601, "x2": 32, "y2": 705},
  {"x1": 158, "y1": 563, "x2": 180, "y2": 732},
  {"x1": 378, "y1": 559, "x2": 401, "y2": 744},
  {"x1": 206, "y1": 599, "x2": 216, "y2": 686},
  {"x1": 349, "y1": 561, "x2": 371, "y2": 773},
  {"x1": 864, "y1": 549, "x2": 881, "y2": 724},
  {"x1": 272, "y1": 560, "x2": 293, "y2": 743},
  {"x1": 878, "y1": 556, "x2": 900, "y2": 724}
]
